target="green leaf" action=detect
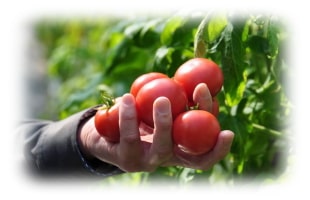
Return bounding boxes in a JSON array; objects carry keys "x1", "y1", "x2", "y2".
[
  {"x1": 225, "y1": 72, "x2": 247, "y2": 106},
  {"x1": 267, "y1": 19, "x2": 280, "y2": 58},
  {"x1": 194, "y1": 14, "x2": 209, "y2": 58},
  {"x1": 124, "y1": 22, "x2": 144, "y2": 39},
  {"x1": 153, "y1": 46, "x2": 174, "y2": 73},
  {"x1": 160, "y1": 16, "x2": 186, "y2": 45},
  {"x1": 103, "y1": 33, "x2": 131, "y2": 74},
  {"x1": 153, "y1": 46, "x2": 192, "y2": 76},
  {"x1": 247, "y1": 35, "x2": 269, "y2": 54},
  {"x1": 221, "y1": 21, "x2": 247, "y2": 107},
  {"x1": 208, "y1": 14, "x2": 228, "y2": 43}
]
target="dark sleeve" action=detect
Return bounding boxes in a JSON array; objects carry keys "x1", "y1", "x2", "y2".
[{"x1": 18, "y1": 107, "x2": 123, "y2": 179}]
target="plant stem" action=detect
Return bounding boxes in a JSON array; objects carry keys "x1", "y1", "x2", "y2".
[{"x1": 252, "y1": 123, "x2": 282, "y2": 136}]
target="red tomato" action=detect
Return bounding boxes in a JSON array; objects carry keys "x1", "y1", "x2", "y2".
[
  {"x1": 173, "y1": 110, "x2": 220, "y2": 155},
  {"x1": 174, "y1": 58, "x2": 223, "y2": 101},
  {"x1": 136, "y1": 78, "x2": 188, "y2": 127},
  {"x1": 130, "y1": 72, "x2": 168, "y2": 97},
  {"x1": 94, "y1": 103, "x2": 120, "y2": 143}
]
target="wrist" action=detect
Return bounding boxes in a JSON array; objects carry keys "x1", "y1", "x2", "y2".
[{"x1": 77, "y1": 116, "x2": 96, "y2": 160}]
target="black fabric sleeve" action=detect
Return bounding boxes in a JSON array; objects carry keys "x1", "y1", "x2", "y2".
[{"x1": 18, "y1": 107, "x2": 123, "y2": 179}]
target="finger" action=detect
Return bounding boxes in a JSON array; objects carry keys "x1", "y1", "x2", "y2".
[
  {"x1": 114, "y1": 97, "x2": 121, "y2": 104},
  {"x1": 168, "y1": 130, "x2": 234, "y2": 170},
  {"x1": 209, "y1": 130, "x2": 234, "y2": 161},
  {"x1": 119, "y1": 94, "x2": 140, "y2": 143},
  {"x1": 118, "y1": 93, "x2": 143, "y2": 170},
  {"x1": 148, "y1": 97, "x2": 173, "y2": 167},
  {"x1": 197, "y1": 130, "x2": 235, "y2": 169},
  {"x1": 193, "y1": 83, "x2": 212, "y2": 112}
]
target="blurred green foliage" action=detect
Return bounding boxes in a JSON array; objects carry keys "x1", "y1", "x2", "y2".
[{"x1": 33, "y1": 11, "x2": 291, "y2": 185}]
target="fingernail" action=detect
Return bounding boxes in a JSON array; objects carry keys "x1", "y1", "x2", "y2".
[
  {"x1": 200, "y1": 83, "x2": 210, "y2": 99},
  {"x1": 155, "y1": 97, "x2": 171, "y2": 115},
  {"x1": 122, "y1": 94, "x2": 134, "y2": 107}
]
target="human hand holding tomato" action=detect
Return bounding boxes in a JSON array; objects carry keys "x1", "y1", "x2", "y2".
[
  {"x1": 78, "y1": 93, "x2": 174, "y2": 172},
  {"x1": 79, "y1": 57, "x2": 234, "y2": 172},
  {"x1": 78, "y1": 83, "x2": 234, "y2": 172}
]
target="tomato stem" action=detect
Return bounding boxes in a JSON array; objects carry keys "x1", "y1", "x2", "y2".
[
  {"x1": 187, "y1": 103, "x2": 200, "y2": 111},
  {"x1": 99, "y1": 91, "x2": 115, "y2": 110}
]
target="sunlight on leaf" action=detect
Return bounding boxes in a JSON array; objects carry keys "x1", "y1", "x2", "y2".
[
  {"x1": 160, "y1": 16, "x2": 186, "y2": 45},
  {"x1": 208, "y1": 14, "x2": 228, "y2": 42}
]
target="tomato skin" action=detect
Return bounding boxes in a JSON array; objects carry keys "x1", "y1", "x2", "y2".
[
  {"x1": 173, "y1": 110, "x2": 220, "y2": 155},
  {"x1": 130, "y1": 72, "x2": 168, "y2": 97},
  {"x1": 136, "y1": 78, "x2": 188, "y2": 127},
  {"x1": 174, "y1": 58, "x2": 223, "y2": 101},
  {"x1": 94, "y1": 103, "x2": 120, "y2": 143}
]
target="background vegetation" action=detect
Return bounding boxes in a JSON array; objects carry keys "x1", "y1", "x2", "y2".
[{"x1": 30, "y1": 11, "x2": 292, "y2": 186}]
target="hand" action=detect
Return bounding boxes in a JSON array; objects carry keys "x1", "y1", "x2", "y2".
[
  {"x1": 78, "y1": 83, "x2": 234, "y2": 172},
  {"x1": 167, "y1": 83, "x2": 234, "y2": 170}
]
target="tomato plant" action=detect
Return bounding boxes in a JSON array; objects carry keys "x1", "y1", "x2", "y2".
[
  {"x1": 136, "y1": 78, "x2": 188, "y2": 127},
  {"x1": 94, "y1": 103, "x2": 120, "y2": 143},
  {"x1": 33, "y1": 12, "x2": 290, "y2": 184},
  {"x1": 130, "y1": 72, "x2": 168, "y2": 97},
  {"x1": 174, "y1": 58, "x2": 223, "y2": 101},
  {"x1": 173, "y1": 110, "x2": 221, "y2": 155}
]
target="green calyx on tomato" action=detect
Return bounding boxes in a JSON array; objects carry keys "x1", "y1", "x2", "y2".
[{"x1": 94, "y1": 92, "x2": 120, "y2": 143}]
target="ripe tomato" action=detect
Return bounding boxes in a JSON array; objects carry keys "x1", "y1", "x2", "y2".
[
  {"x1": 173, "y1": 110, "x2": 220, "y2": 155},
  {"x1": 94, "y1": 103, "x2": 120, "y2": 143},
  {"x1": 174, "y1": 58, "x2": 223, "y2": 101},
  {"x1": 130, "y1": 72, "x2": 168, "y2": 97},
  {"x1": 136, "y1": 78, "x2": 188, "y2": 127}
]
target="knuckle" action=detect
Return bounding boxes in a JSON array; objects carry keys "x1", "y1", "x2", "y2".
[
  {"x1": 147, "y1": 150, "x2": 173, "y2": 169},
  {"x1": 156, "y1": 148, "x2": 173, "y2": 160},
  {"x1": 120, "y1": 133, "x2": 139, "y2": 145},
  {"x1": 121, "y1": 111, "x2": 137, "y2": 121},
  {"x1": 117, "y1": 154, "x2": 142, "y2": 172},
  {"x1": 156, "y1": 113, "x2": 172, "y2": 125}
]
